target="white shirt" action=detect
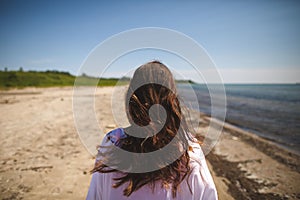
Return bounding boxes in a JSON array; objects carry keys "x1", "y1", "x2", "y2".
[{"x1": 86, "y1": 129, "x2": 218, "y2": 200}]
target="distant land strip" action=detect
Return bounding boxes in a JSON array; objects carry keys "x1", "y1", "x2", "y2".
[{"x1": 0, "y1": 70, "x2": 195, "y2": 89}]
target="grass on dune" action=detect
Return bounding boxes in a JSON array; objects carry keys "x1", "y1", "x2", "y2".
[{"x1": 0, "y1": 70, "x2": 130, "y2": 89}]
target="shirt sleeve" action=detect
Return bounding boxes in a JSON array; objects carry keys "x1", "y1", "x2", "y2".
[
  {"x1": 86, "y1": 172, "x2": 102, "y2": 200},
  {"x1": 87, "y1": 128, "x2": 125, "y2": 200},
  {"x1": 189, "y1": 143, "x2": 218, "y2": 200},
  {"x1": 86, "y1": 135, "x2": 110, "y2": 200}
]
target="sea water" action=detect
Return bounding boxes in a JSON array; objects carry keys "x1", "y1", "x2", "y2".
[{"x1": 177, "y1": 84, "x2": 300, "y2": 154}]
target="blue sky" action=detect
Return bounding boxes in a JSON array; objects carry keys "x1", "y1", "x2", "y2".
[{"x1": 0, "y1": 0, "x2": 299, "y2": 83}]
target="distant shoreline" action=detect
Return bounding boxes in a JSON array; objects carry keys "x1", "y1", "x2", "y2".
[
  {"x1": 2, "y1": 69, "x2": 298, "y2": 90},
  {"x1": 0, "y1": 70, "x2": 196, "y2": 89}
]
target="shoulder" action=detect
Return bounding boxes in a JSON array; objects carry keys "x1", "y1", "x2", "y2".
[
  {"x1": 100, "y1": 128, "x2": 127, "y2": 146},
  {"x1": 95, "y1": 128, "x2": 127, "y2": 162}
]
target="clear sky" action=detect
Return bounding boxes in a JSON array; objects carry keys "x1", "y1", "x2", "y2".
[{"x1": 1, "y1": 0, "x2": 299, "y2": 83}]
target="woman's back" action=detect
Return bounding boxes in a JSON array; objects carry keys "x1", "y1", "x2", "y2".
[{"x1": 86, "y1": 128, "x2": 217, "y2": 200}]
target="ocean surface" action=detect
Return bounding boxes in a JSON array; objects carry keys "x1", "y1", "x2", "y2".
[{"x1": 177, "y1": 84, "x2": 300, "y2": 154}]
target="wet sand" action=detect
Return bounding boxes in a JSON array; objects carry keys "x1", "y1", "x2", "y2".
[{"x1": 0, "y1": 86, "x2": 299, "y2": 199}]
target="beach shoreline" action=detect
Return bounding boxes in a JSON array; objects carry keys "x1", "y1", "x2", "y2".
[
  {"x1": 0, "y1": 86, "x2": 299, "y2": 199},
  {"x1": 200, "y1": 119, "x2": 300, "y2": 199},
  {"x1": 201, "y1": 115, "x2": 300, "y2": 172}
]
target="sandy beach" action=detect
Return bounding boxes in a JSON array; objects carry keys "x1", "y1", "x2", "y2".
[{"x1": 0, "y1": 86, "x2": 299, "y2": 199}]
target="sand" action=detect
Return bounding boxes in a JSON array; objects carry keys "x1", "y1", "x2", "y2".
[{"x1": 0, "y1": 86, "x2": 299, "y2": 199}]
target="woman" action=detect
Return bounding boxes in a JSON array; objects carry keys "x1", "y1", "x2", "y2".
[{"x1": 86, "y1": 61, "x2": 218, "y2": 199}]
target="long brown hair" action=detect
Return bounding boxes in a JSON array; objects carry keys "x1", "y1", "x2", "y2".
[{"x1": 92, "y1": 61, "x2": 196, "y2": 198}]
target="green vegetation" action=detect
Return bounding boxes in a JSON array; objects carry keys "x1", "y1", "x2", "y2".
[
  {"x1": 176, "y1": 79, "x2": 196, "y2": 84},
  {"x1": 75, "y1": 75, "x2": 130, "y2": 87},
  {"x1": 0, "y1": 70, "x2": 130, "y2": 89},
  {"x1": 0, "y1": 70, "x2": 75, "y2": 88},
  {"x1": 0, "y1": 69, "x2": 194, "y2": 89}
]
